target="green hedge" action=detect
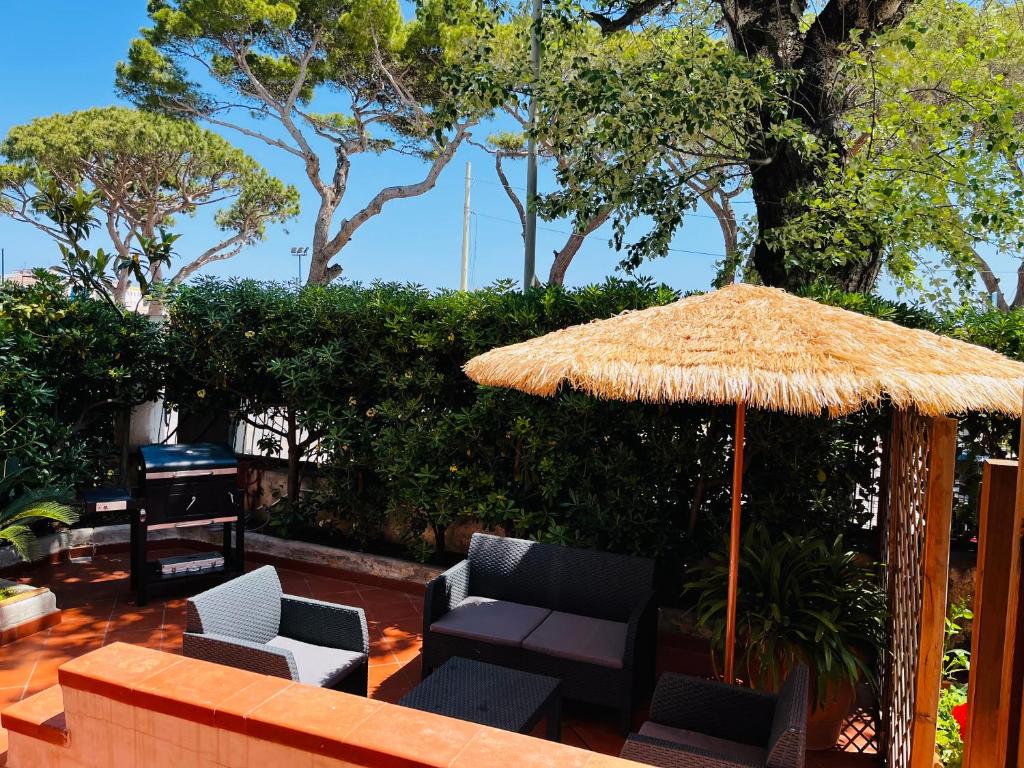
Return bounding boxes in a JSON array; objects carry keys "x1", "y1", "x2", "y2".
[
  {"x1": 164, "y1": 278, "x2": 1009, "y2": 576},
  {"x1": 0, "y1": 273, "x2": 164, "y2": 489},
  {"x1": 5, "y1": 275, "x2": 1019, "y2": 577}
]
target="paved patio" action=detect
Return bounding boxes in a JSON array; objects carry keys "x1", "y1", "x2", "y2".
[{"x1": 0, "y1": 550, "x2": 878, "y2": 767}]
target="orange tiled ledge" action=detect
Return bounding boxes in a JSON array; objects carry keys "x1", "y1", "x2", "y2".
[
  {"x1": 1, "y1": 642, "x2": 638, "y2": 768},
  {"x1": 0, "y1": 607, "x2": 62, "y2": 646}
]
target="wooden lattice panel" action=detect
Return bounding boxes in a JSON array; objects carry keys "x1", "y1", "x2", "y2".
[
  {"x1": 881, "y1": 411, "x2": 957, "y2": 768},
  {"x1": 882, "y1": 411, "x2": 930, "y2": 768}
]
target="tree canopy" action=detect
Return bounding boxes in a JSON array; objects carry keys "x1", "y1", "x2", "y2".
[
  {"x1": 0, "y1": 107, "x2": 299, "y2": 300},
  {"x1": 483, "y1": 0, "x2": 1024, "y2": 304},
  {"x1": 116, "y1": 0, "x2": 496, "y2": 284}
]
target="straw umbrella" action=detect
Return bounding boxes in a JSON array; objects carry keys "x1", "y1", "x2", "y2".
[{"x1": 463, "y1": 283, "x2": 1024, "y2": 684}]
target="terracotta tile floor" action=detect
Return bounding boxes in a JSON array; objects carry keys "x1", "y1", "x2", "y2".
[{"x1": 0, "y1": 552, "x2": 878, "y2": 767}]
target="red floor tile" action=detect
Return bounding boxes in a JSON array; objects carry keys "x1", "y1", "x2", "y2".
[{"x1": 0, "y1": 553, "x2": 881, "y2": 767}]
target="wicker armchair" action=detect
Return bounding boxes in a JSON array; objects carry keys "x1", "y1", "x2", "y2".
[
  {"x1": 422, "y1": 532, "x2": 657, "y2": 733},
  {"x1": 620, "y1": 665, "x2": 809, "y2": 768},
  {"x1": 183, "y1": 566, "x2": 369, "y2": 696}
]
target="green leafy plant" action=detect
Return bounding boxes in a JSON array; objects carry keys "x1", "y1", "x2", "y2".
[
  {"x1": 30, "y1": 179, "x2": 120, "y2": 307},
  {"x1": 687, "y1": 523, "x2": 887, "y2": 708},
  {"x1": 168, "y1": 277, "x2": 1024, "y2": 571},
  {"x1": 935, "y1": 601, "x2": 972, "y2": 768},
  {"x1": 0, "y1": 459, "x2": 78, "y2": 562},
  {"x1": 0, "y1": 275, "x2": 164, "y2": 489}
]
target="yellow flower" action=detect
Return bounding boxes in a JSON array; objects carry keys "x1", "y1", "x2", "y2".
[
  {"x1": 449, "y1": 465, "x2": 458, "y2": 474},
  {"x1": 244, "y1": 330, "x2": 255, "y2": 339},
  {"x1": 197, "y1": 389, "x2": 206, "y2": 399}
]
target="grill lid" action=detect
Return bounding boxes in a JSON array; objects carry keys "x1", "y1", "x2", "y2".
[{"x1": 139, "y1": 443, "x2": 237, "y2": 474}]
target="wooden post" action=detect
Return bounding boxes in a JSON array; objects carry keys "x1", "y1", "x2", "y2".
[
  {"x1": 1016, "y1": 569, "x2": 1024, "y2": 768},
  {"x1": 965, "y1": 459, "x2": 1022, "y2": 768},
  {"x1": 723, "y1": 400, "x2": 745, "y2": 685},
  {"x1": 909, "y1": 416, "x2": 957, "y2": 768}
]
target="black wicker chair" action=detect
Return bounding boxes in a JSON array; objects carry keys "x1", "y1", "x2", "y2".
[
  {"x1": 620, "y1": 665, "x2": 809, "y2": 768},
  {"x1": 183, "y1": 566, "x2": 369, "y2": 696},
  {"x1": 422, "y1": 532, "x2": 657, "y2": 732}
]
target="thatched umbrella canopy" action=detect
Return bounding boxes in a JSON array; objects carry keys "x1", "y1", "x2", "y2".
[
  {"x1": 464, "y1": 283, "x2": 1024, "y2": 682},
  {"x1": 465, "y1": 283, "x2": 1024, "y2": 417}
]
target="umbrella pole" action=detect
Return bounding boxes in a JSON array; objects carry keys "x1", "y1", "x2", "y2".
[{"x1": 723, "y1": 400, "x2": 745, "y2": 684}]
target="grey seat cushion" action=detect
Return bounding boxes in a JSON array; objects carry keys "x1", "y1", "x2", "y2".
[
  {"x1": 639, "y1": 722, "x2": 767, "y2": 765},
  {"x1": 268, "y1": 635, "x2": 366, "y2": 688},
  {"x1": 430, "y1": 596, "x2": 551, "y2": 647},
  {"x1": 522, "y1": 610, "x2": 627, "y2": 669}
]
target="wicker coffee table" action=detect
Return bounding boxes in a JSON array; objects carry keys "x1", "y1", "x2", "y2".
[{"x1": 399, "y1": 657, "x2": 562, "y2": 740}]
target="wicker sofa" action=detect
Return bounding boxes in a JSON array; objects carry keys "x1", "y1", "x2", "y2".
[
  {"x1": 183, "y1": 566, "x2": 369, "y2": 696},
  {"x1": 422, "y1": 532, "x2": 657, "y2": 731},
  {"x1": 620, "y1": 665, "x2": 809, "y2": 768}
]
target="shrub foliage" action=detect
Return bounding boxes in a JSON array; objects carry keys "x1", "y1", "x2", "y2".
[
  {"x1": 162, "y1": 278, "x2": 991, "y2": 574},
  {"x1": 5, "y1": 276, "x2": 1020, "y2": 576},
  {"x1": 0, "y1": 273, "x2": 164, "y2": 489}
]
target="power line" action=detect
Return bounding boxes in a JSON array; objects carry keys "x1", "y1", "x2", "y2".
[
  {"x1": 469, "y1": 208, "x2": 727, "y2": 258},
  {"x1": 467, "y1": 176, "x2": 729, "y2": 221}
]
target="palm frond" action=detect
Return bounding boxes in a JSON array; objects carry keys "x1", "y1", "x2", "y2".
[
  {"x1": 2, "y1": 500, "x2": 79, "y2": 527},
  {"x1": 0, "y1": 485, "x2": 78, "y2": 563},
  {"x1": 0, "y1": 524, "x2": 36, "y2": 561},
  {"x1": 0, "y1": 490, "x2": 77, "y2": 527}
]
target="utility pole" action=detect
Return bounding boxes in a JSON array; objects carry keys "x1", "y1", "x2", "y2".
[
  {"x1": 523, "y1": 0, "x2": 541, "y2": 292},
  {"x1": 290, "y1": 246, "x2": 309, "y2": 285},
  {"x1": 460, "y1": 161, "x2": 471, "y2": 292}
]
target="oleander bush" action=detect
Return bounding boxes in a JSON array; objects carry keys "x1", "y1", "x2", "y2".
[
  {"x1": 163, "y1": 278, "x2": 937, "y2": 575},
  {"x1": 0, "y1": 272, "x2": 164, "y2": 490},
  {"x1": 7, "y1": 274, "x2": 1021, "y2": 576}
]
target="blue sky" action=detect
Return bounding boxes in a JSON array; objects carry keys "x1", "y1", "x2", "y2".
[
  {"x1": 0, "y1": 2, "x2": 1016, "y2": 298},
  {"x1": 0, "y1": 2, "x2": 735, "y2": 293}
]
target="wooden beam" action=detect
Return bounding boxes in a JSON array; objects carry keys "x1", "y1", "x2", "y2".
[
  {"x1": 965, "y1": 459, "x2": 1022, "y2": 768},
  {"x1": 909, "y1": 416, "x2": 956, "y2": 768}
]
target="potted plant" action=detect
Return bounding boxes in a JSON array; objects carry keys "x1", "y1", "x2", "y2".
[
  {"x1": 1, "y1": 459, "x2": 78, "y2": 562},
  {"x1": 687, "y1": 522, "x2": 886, "y2": 750},
  {"x1": 0, "y1": 459, "x2": 78, "y2": 641}
]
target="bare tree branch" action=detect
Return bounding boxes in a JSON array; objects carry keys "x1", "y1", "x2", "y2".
[
  {"x1": 318, "y1": 123, "x2": 474, "y2": 280},
  {"x1": 588, "y1": 0, "x2": 675, "y2": 33},
  {"x1": 170, "y1": 232, "x2": 248, "y2": 285}
]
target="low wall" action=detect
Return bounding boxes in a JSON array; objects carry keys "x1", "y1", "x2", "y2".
[
  {"x1": 1, "y1": 643, "x2": 635, "y2": 768},
  {"x1": 0, "y1": 525, "x2": 443, "y2": 589}
]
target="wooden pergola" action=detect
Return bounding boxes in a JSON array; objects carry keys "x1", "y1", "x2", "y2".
[{"x1": 464, "y1": 284, "x2": 1024, "y2": 767}]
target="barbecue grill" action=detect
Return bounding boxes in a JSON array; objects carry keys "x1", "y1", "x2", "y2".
[
  {"x1": 138, "y1": 443, "x2": 240, "y2": 524},
  {"x1": 128, "y1": 442, "x2": 245, "y2": 605}
]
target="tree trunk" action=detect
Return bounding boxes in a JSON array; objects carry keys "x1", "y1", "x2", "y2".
[
  {"x1": 307, "y1": 195, "x2": 341, "y2": 285},
  {"x1": 748, "y1": 133, "x2": 885, "y2": 291},
  {"x1": 723, "y1": 0, "x2": 909, "y2": 292},
  {"x1": 547, "y1": 211, "x2": 611, "y2": 285},
  {"x1": 431, "y1": 521, "x2": 447, "y2": 556},
  {"x1": 285, "y1": 408, "x2": 302, "y2": 504},
  {"x1": 1012, "y1": 263, "x2": 1024, "y2": 309}
]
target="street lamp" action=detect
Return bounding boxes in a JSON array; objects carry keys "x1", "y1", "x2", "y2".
[{"x1": 290, "y1": 246, "x2": 309, "y2": 284}]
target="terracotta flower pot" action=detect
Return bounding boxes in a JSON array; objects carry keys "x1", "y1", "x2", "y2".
[{"x1": 806, "y1": 676, "x2": 856, "y2": 750}]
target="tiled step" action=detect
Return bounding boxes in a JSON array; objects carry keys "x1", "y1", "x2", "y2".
[{"x1": 0, "y1": 685, "x2": 68, "y2": 747}]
